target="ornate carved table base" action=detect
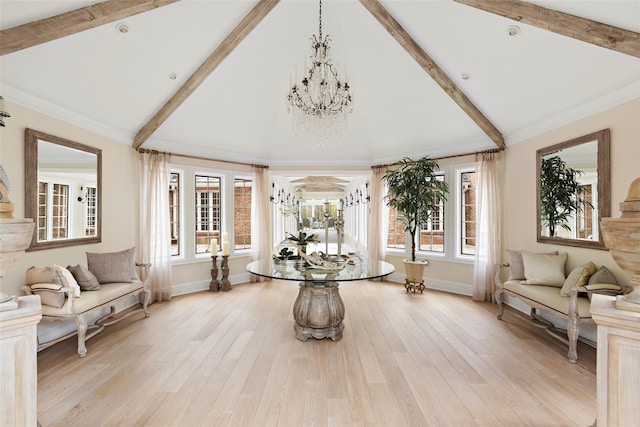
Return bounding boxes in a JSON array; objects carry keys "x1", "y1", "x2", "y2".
[{"x1": 293, "y1": 281, "x2": 345, "y2": 341}]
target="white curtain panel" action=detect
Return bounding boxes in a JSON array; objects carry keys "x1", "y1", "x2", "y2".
[
  {"x1": 472, "y1": 152, "x2": 502, "y2": 302},
  {"x1": 250, "y1": 165, "x2": 271, "y2": 282},
  {"x1": 367, "y1": 165, "x2": 388, "y2": 262},
  {"x1": 138, "y1": 151, "x2": 172, "y2": 302}
]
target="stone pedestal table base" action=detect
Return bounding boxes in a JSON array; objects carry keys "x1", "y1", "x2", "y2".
[{"x1": 293, "y1": 281, "x2": 345, "y2": 341}]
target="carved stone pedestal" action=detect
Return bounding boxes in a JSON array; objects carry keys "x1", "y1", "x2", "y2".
[{"x1": 293, "y1": 281, "x2": 345, "y2": 341}]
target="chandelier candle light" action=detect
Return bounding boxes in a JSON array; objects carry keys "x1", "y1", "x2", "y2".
[{"x1": 287, "y1": 0, "x2": 353, "y2": 136}]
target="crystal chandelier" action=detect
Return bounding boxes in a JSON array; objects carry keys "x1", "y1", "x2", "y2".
[{"x1": 286, "y1": 0, "x2": 353, "y2": 137}]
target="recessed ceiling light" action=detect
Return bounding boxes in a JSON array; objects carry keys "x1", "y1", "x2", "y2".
[
  {"x1": 169, "y1": 72, "x2": 177, "y2": 80},
  {"x1": 116, "y1": 22, "x2": 129, "y2": 34},
  {"x1": 461, "y1": 72, "x2": 470, "y2": 80},
  {"x1": 507, "y1": 25, "x2": 521, "y2": 37}
]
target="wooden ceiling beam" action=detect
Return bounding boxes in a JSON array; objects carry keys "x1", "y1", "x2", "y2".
[
  {"x1": 359, "y1": 0, "x2": 505, "y2": 149},
  {"x1": 454, "y1": 0, "x2": 640, "y2": 59},
  {"x1": 0, "y1": 0, "x2": 180, "y2": 56},
  {"x1": 133, "y1": 0, "x2": 280, "y2": 149}
]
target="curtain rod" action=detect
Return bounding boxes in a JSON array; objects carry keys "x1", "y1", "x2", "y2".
[
  {"x1": 137, "y1": 148, "x2": 268, "y2": 169},
  {"x1": 371, "y1": 147, "x2": 504, "y2": 169}
]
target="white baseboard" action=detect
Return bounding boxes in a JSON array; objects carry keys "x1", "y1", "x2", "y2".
[{"x1": 171, "y1": 272, "x2": 251, "y2": 297}]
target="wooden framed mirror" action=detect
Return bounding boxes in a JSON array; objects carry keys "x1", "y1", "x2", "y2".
[
  {"x1": 536, "y1": 129, "x2": 610, "y2": 250},
  {"x1": 25, "y1": 129, "x2": 102, "y2": 251}
]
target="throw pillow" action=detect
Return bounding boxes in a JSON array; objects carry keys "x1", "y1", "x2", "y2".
[
  {"x1": 584, "y1": 283, "x2": 624, "y2": 301},
  {"x1": 67, "y1": 264, "x2": 101, "y2": 291},
  {"x1": 25, "y1": 266, "x2": 57, "y2": 285},
  {"x1": 588, "y1": 266, "x2": 618, "y2": 286},
  {"x1": 521, "y1": 251, "x2": 567, "y2": 287},
  {"x1": 507, "y1": 249, "x2": 558, "y2": 281},
  {"x1": 52, "y1": 265, "x2": 81, "y2": 297},
  {"x1": 87, "y1": 247, "x2": 138, "y2": 284},
  {"x1": 30, "y1": 283, "x2": 66, "y2": 308},
  {"x1": 560, "y1": 262, "x2": 597, "y2": 296},
  {"x1": 507, "y1": 249, "x2": 526, "y2": 280}
]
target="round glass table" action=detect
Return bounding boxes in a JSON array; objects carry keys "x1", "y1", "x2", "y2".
[{"x1": 246, "y1": 258, "x2": 395, "y2": 341}]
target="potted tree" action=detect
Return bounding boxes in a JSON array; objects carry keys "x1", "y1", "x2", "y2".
[
  {"x1": 382, "y1": 156, "x2": 449, "y2": 285},
  {"x1": 540, "y1": 155, "x2": 592, "y2": 237}
]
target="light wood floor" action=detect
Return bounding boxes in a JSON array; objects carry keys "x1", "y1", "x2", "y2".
[{"x1": 37, "y1": 280, "x2": 597, "y2": 427}]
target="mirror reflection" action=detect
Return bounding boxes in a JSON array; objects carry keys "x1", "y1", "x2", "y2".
[
  {"x1": 536, "y1": 129, "x2": 610, "y2": 250},
  {"x1": 25, "y1": 129, "x2": 102, "y2": 250}
]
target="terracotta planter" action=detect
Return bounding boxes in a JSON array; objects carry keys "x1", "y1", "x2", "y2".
[{"x1": 403, "y1": 259, "x2": 428, "y2": 283}]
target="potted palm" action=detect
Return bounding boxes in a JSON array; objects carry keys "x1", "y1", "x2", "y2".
[
  {"x1": 382, "y1": 156, "x2": 449, "y2": 283},
  {"x1": 540, "y1": 155, "x2": 592, "y2": 237}
]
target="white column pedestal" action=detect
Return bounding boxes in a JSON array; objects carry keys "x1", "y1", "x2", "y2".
[
  {"x1": 591, "y1": 294, "x2": 640, "y2": 427},
  {"x1": 0, "y1": 295, "x2": 42, "y2": 427}
]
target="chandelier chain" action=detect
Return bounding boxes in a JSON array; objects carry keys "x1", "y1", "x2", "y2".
[{"x1": 319, "y1": 0, "x2": 322, "y2": 41}]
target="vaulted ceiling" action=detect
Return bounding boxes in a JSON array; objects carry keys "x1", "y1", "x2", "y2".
[{"x1": 1, "y1": 0, "x2": 639, "y2": 168}]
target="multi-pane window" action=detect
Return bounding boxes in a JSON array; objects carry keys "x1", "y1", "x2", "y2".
[
  {"x1": 460, "y1": 171, "x2": 476, "y2": 256},
  {"x1": 195, "y1": 175, "x2": 221, "y2": 254},
  {"x1": 85, "y1": 186, "x2": 97, "y2": 237},
  {"x1": 386, "y1": 206, "x2": 405, "y2": 249},
  {"x1": 234, "y1": 178, "x2": 252, "y2": 250},
  {"x1": 37, "y1": 182, "x2": 48, "y2": 241},
  {"x1": 418, "y1": 174, "x2": 445, "y2": 253},
  {"x1": 577, "y1": 184, "x2": 593, "y2": 239},
  {"x1": 52, "y1": 184, "x2": 69, "y2": 239},
  {"x1": 169, "y1": 172, "x2": 180, "y2": 256}
]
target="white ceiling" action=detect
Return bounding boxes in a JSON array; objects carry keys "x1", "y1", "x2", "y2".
[{"x1": 2, "y1": 0, "x2": 639, "y2": 168}]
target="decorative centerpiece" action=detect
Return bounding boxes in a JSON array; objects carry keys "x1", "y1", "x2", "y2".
[
  {"x1": 287, "y1": 231, "x2": 319, "y2": 254},
  {"x1": 600, "y1": 177, "x2": 640, "y2": 312}
]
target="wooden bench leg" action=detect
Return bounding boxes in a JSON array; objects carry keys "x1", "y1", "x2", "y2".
[
  {"x1": 142, "y1": 287, "x2": 151, "y2": 317},
  {"x1": 567, "y1": 312, "x2": 579, "y2": 364},
  {"x1": 76, "y1": 314, "x2": 88, "y2": 358},
  {"x1": 495, "y1": 288, "x2": 505, "y2": 320}
]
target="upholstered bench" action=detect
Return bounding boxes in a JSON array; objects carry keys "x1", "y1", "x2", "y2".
[
  {"x1": 22, "y1": 248, "x2": 151, "y2": 357},
  {"x1": 495, "y1": 250, "x2": 625, "y2": 363}
]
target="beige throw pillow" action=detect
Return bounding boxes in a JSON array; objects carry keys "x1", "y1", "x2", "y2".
[
  {"x1": 26, "y1": 266, "x2": 57, "y2": 285},
  {"x1": 506, "y1": 249, "x2": 558, "y2": 281},
  {"x1": 87, "y1": 247, "x2": 138, "y2": 284},
  {"x1": 521, "y1": 251, "x2": 567, "y2": 287},
  {"x1": 30, "y1": 283, "x2": 65, "y2": 308},
  {"x1": 560, "y1": 262, "x2": 596, "y2": 296}
]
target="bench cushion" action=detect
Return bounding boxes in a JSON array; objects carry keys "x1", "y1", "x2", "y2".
[
  {"x1": 503, "y1": 280, "x2": 591, "y2": 319},
  {"x1": 41, "y1": 281, "x2": 143, "y2": 316}
]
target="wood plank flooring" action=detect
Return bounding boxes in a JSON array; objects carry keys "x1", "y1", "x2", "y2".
[{"x1": 36, "y1": 280, "x2": 597, "y2": 426}]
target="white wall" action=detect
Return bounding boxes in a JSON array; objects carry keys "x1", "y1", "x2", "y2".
[
  {"x1": 1, "y1": 101, "x2": 139, "y2": 297},
  {"x1": 504, "y1": 97, "x2": 640, "y2": 286}
]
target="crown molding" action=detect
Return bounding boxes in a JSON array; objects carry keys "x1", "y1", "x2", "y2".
[
  {"x1": 505, "y1": 78, "x2": 640, "y2": 146},
  {"x1": 2, "y1": 81, "x2": 134, "y2": 145}
]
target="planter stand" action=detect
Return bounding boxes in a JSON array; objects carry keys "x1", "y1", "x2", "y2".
[{"x1": 405, "y1": 279, "x2": 425, "y2": 293}]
